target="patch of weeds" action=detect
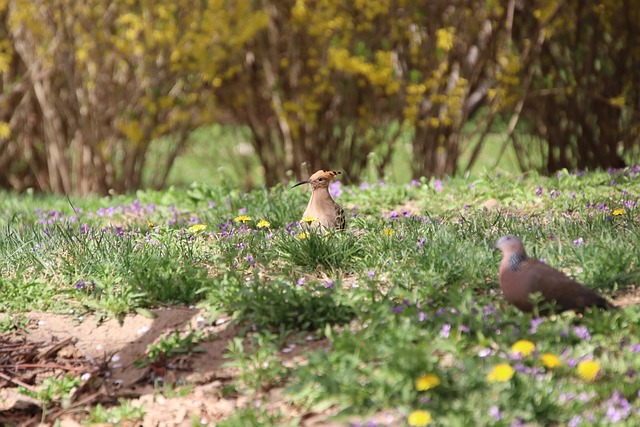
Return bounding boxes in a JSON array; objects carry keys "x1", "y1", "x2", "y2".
[
  {"x1": 135, "y1": 329, "x2": 208, "y2": 368},
  {"x1": 272, "y1": 228, "x2": 363, "y2": 270},
  {"x1": 289, "y1": 308, "x2": 450, "y2": 414},
  {"x1": 215, "y1": 406, "x2": 286, "y2": 427},
  {"x1": 154, "y1": 382, "x2": 194, "y2": 399},
  {"x1": 224, "y1": 332, "x2": 290, "y2": 394},
  {"x1": 126, "y1": 252, "x2": 208, "y2": 305},
  {"x1": 0, "y1": 277, "x2": 59, "y2": 312},
  {"x1": 0, "y1": 313, "x2": 30, "y2": 333},
  {"x1": 206, "y1": 270, "x2": 355, "y2": 332},
  {"x1": 20, "y1": 374, "x2": 80, "y2": 407},
  {"x1": 87, "y1": 398, "x2": 146, "y2": 424}
]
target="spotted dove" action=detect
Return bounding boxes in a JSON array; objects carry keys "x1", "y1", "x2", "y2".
[{"x1": 495, "y1": 235, "x2": 613, "y2": 313}]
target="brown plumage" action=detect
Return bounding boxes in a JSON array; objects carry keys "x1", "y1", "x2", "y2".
[
  {"x1": 292, "y1": 170, "x2": 346, "y2": 231},
  {"x1": 495, "y1": 235, "x2": 613, "y2": 313}
]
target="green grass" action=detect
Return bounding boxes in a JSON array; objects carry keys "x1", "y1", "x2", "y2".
[{"x1": 1, "y1": 167, "x2": 640, "y2": 425}]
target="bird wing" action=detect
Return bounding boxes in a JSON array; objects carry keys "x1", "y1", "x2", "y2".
[{"x1": 524, "y1": 260, "x2": 610, "y2": 310}]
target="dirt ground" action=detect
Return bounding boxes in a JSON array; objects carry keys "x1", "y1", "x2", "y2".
[{"x1": 0, "y1": 308, "x2": 357, "y2": 427}]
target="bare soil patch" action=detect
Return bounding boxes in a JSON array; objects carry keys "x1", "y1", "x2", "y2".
[{"x1": 0, "y1": 309, "x2": 334, "y2": 426}]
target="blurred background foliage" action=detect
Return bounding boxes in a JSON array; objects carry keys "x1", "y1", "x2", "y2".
[{"x1": 0, "y1": 0, "x2": 638, "y2": 194}]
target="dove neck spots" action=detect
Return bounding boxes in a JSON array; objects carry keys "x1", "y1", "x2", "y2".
[{"x1": 508, "y1": 252, "x2": 527, "y2": 271}]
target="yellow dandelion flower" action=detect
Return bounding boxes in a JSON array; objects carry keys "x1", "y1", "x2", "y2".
[
  {"x1": 407, "y1": 410, "x2": 432, "y2": 426},
  {"x1": 188, "y1": 224, "x2": 207, "y2": 233},
  {"x1": 613, "y1": 208, "x2": 625, "y2": 216},
  {"x1": 300, "y1": 217, "x2": 318, "y2": 223},
  {"x1": 234, "y1": 215, "x2": 252, "y2": 223},
  {"x1": 147, "y1": 221, "x2": 157, "y2": 228},
  {"x1": 576, "y1": 360, "x2": 601, "y2": 382},
  {"x1": 540, "y1": 353, "x2": 562, "y2": 369},
  {"x1": 487, "y1": 363, "x2": 515, "y2": 383},
  {"x1": 298, "y1": 232, "x2": 309, "y2": 239},
  {"x1": 383, "y1": 228, "x2": 395, "y2": 236},
  {"x1": 415, "y1": 374, "x2": 441, "y2": 391},
  {"x1": 256, "y1": 220, "x2": 271, "y2": 228},
  {"x1": 511, "y1": 340, "x2": 536, "y2": 357}
]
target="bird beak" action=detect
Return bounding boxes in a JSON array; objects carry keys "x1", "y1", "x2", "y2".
[{"x1": 291, "y1": 180, "x2": 310, "y2": 189}]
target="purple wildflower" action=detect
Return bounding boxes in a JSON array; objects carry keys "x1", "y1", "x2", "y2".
[
  {"x1": 559, "y1": 393, "x2": 576, "y2": 404},
  {"x1": 388, "y1": 211, "x2": 399, "y2": 219},
  {"x1": 209, "y1": 201, "x2": 216, "y2": 208},
  {"x1": 329, "y1": 180, "x2": 342, "y2": 198},
  {"x1": 296, "y1": 277, "x2": 306, "y2": 286},
  {"x1": 578, "y1": 392, "x2": 594, "y2": 402},
  {"x1": 489, "y1": 406, "x2": 501, "y2": 421},
  {"x1": 440, "y1": 323, "x2": 451, "y2": 338},
  {"x1": 391, "y1": 305, "x2": 404, "y2": 314},
  {"x1": 410, "y1": 179, "x2": 421, "y2": 186},
  {"x1": 478, "y1": 348, "x2": 492, "y2": 358},
  {"x1": 568, "y1": 415, "x2": 583, "y2": 427},
  {"x1": 324, "y1": 281, "x2": 335, "y2": 289},
  {"x1": 367, "y1": 270, "x2": 375, "y2": 279},
  {"x1": 536, "y1": 186, "x2": 543, "y2": 196},
  {"x1": 529, "y1": 317, "x2": 543, "y2": 334},
  {"x1": 573, "y1": 237, "x2": 584, "y2": 247},
  {"x1": 629, "y1": 343, "x2": 640, "y2": 353},
  {"x1": 433, "y1": 179, "x2": 443, "y2": 192},
  {"x1": 417, "y1": 237, "x2": 426, "y2": 248},
  {"x1": 606, "y1": 391, "x2": 632, "y2": 423},
  {"x1": 418, "y1": 312, "x2": 426, "y2": 322},
  {"x1": 573, "y1": 326, "x2": 591, "y2": 341},
  {"x1": 359, "y1": 182, "x2": 368, "y2": 191}
]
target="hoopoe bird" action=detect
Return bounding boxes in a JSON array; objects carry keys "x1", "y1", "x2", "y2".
[{"x1": 292, "y1": 170, "x2": 346, "y2": 231}]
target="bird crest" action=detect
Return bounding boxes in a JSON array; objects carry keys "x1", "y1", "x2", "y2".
[
  {"x1": 309, "y1": 170, "x2": 341, "y2": 182},
  {"x1": 292, "y1": 170, "x2": 341, "y2": 188}
]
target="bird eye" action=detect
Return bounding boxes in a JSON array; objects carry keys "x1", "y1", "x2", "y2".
[{"x1": 318, "y1": 178, "x2": 324, "y2": 181}]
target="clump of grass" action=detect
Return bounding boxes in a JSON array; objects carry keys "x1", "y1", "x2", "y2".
[
  {"x1": 204, "y1": 270, "x2": 355, "y2": 332},
  {"x1": 272, "y1": 228, "x2": 364, "y2": 270}
]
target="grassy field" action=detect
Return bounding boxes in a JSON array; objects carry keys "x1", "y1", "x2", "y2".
[{"x1": 1, "y1": 166, "x2": 640, "y2": 425}]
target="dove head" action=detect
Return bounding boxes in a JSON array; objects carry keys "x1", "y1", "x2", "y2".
[
  {"x1": 292, "y1": 170, "x2": 341, "y2": 190},
  {"x1": 495, "y1": 235, "x2": 527, "y2": 257}
]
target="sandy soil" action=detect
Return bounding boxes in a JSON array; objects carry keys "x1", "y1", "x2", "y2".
[{"x1": 1, "y1": 308, "x2": 342, "y2": 426}]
